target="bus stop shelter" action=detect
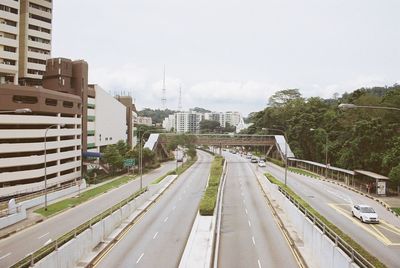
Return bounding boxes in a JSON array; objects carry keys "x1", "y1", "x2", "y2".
[{"x1": 354, "y1": 170, "x2": 389, "y2": 196}]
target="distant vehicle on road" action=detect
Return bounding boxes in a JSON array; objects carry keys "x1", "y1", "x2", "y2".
[
  {"x1": 246, "y1": 153, "x2": 252, "y2": 159},
  {"x1": 352, "y1": 204, "x2": 379, "y2": 223},
  {"x1": 251, "y1": 156, "x2": 258, "y2": 163},
  {"x1": 258, "y1": 160, "x2": 266, "y2": 167}
]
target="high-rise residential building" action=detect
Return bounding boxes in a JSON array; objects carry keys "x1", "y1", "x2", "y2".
[
  {"x1": 0, "y1": 0, "x2": 20, "y2": 84},
  {"x1": 19, "y1": 0, "x2": 52, "y2": 85},
  {"x1": 0, "y1": 0, "x2": 52, "y2": 85},
  {"x1": 204, "y1": 112, "x2": 226, "y2": 127},
  {"x1": 174, "y1": 111, "x2": 202, "y2": 133},
  {"x1": 225, "y1": 111, "x2": 241, "y2": 127}
]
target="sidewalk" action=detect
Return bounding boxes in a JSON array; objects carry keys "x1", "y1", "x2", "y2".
[{"x1": 0, "y1": 173, "x2": 134, "y2": 239}]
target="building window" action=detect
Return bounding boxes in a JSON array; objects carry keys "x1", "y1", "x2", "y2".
[
  {"x1": 45, "y1": 98, "x2": 57, "y2": 106},
  {"x1": 63, "y1": 101, "x2": 73, "y2": 108},
  {"x1": 0, "y1": 4, "x2": 18, "y2": 15},
  {"x1": 13, "y1": 95, "x2": 38, "y2": 104},
  {"x1": 4, "y1": 46, "x2": 16, "y2": 53}
]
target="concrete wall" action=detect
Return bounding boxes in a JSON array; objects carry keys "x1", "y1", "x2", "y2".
[
  {"x1": 0, "y1": 181, "x2": 87, "y2": 229},
  {"x1": 263, "y1": 176, "x2": 359, "y2": 268}
]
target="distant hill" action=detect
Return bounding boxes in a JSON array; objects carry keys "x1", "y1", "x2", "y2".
[{"x1": 138, "y1": 108, "x2": 176, "y2": 124}]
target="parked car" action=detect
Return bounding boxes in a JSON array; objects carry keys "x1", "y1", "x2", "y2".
[
  {"x1": 258, "y1": 160, "x2": 266, "y2": 167},
  {"x1": 351, "y1": 204, "x2": 379, "y2": 223}
]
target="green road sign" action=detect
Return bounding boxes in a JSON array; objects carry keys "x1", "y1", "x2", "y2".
[{"x1": 123, "y1": 159, "x2": 135, "y2": 168}]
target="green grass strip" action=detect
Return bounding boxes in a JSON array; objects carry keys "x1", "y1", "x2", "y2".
[
  {"x1": 288, "y1": 167, "x2": 320, "y2": 179},
  {"x1": 267, "y1": 157, "x2": 285, "y2": 167},
  {"x1": 199, "y1": 156, "x2": 224, "y2": 216},
  {"x1": 264, "y1": 173, "x2": 386, "y2": 268},
  {"x1": 392, "y1": 207, "x2": 400, "y2": 216},
  {"x1": 35, "y1": 175, "x2": 137, "y2": 217},
  {"x1": 151, "y1": 157, "x2": 198, "y2": 185}
]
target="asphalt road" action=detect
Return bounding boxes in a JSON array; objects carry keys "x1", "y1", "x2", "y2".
[
  {"x1": 96, "y1": 150, "x2": 212, "y2": 268},
  {"x1": 218, "y1": 153, "x2": 299, "y2": 268},
  {"x1": 248, "y1": 155, "x2": 400, "y2": 268},
  {"x1": 0, "y1": 161, "x2": 176, "y2": 267}
]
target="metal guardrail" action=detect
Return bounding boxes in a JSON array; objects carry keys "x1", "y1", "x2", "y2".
[
  {"x1": 278, "y1": 186, "x2": 375, "y2": 268},
  {"x1": 11, "y1": 187, "x2": 148, "y2": 268}
]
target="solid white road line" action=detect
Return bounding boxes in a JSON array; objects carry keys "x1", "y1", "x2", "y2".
[
  {"x1": 252, "y1": 236, "x2": 256, "y2": 245},
  {"x1": 44, "y1": 238, "x2": 52, "y2": 246},
  {"x1": 153, "y1": 232, "x2": 159, "y2": 239},
  {"x1": 38, "y1": 232, "x2": 49, "y2": 239},
  {"x1": 164, "y1": 217, "x2": 168, "y2": 222},
  {"x1": 136, "y1": 253, "x2": 144, "y2": 264},
  {"x1": 0, "y1": 253, "x2": 11, "y2": 260},
  {"x1": 258, "y1": 259, "x2": 261, "y2": 268}
]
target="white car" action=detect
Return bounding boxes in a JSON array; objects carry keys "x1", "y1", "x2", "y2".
[
  {"x1": 258, "y1": 160, "x2": 266, "y2": 167},
  {"x1": 351, "y1": 205, "x2": 379, "y2": 223}
]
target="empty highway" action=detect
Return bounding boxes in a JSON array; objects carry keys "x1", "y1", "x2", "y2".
[
  {"x1": 95, "y1": 150, "x2": 212, "y2": 267},
  {"x1": 0, "y1": 161, "x2": 176, "y2": 267},
  {"x1": 249, "y1": 156, "x2": 400, "y2": 268},
  {"x1": 218, "y1": 153, "x2": 299, "y2": 268}
]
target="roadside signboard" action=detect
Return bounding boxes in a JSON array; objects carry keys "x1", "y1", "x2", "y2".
[{"x1": 123, "y1": 159, "x2": 135, "y2": 168}]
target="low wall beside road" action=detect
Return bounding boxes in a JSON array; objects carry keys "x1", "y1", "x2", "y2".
[{"x1": 262, "y1": 176, "x2": 359, "y2": 268}]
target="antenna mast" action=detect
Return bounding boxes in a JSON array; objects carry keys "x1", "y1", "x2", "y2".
[
  {"x1": 178, "y1": 85, "x2": 182, "y2": 111},
  {"x1": 161, "y1": 65, "x2": 167, "y2": 110}
]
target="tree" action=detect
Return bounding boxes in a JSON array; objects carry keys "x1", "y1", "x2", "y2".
[
  {"x1": 103, "y1": 145, "x2": 123, "y2": 173},
  {"x1": 187, "y1": 146, "x2": 197, "y2": 159},
  {"x1": 389, "y1": 164, "x2": 400, "y2": 192},
  {"x1": 200, "y1": 120, "x2": 221, "y2": 133},
  {"x1": 268, "y1": 89, "x2": 303, "y2": 107},
  {"x1": 142, "y1": 148, "x2": 155, "y2": 166}
]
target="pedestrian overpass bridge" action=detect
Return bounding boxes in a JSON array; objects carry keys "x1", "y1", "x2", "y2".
[{"x1": 144, "y1": 133, "x2": 295, "y2": 161}]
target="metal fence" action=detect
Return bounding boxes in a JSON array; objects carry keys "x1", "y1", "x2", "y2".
[
  {"x1": 11, "y1": 187, "x2": 147, "y2": 268},
  {"x1": 278, "y1": 186, "x2": 375, "y2": 268}
]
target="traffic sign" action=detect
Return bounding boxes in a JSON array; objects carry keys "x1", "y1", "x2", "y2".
[{"x1": 123, "y1": 159, "x2": 135, "y2": 167}]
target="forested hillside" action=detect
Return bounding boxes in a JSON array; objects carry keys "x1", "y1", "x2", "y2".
[{"x1": 245, "y1": 85, "x2": 400, "y2": 186}]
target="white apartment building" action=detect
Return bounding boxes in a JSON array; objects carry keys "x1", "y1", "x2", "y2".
[
  {"x1": 0, "y1": 0, "x2": 20, "y2": 84},
  {"x1": 225, "y1": 111, "x2": 241, "y2": 127},
  {"x1": 137, "y1": 116, "x2": 152, "y2": 126},
  {"x1": 174, "y1": 111, "x2": 202, "y2": 133},
  {"x1": 0, "y1": 0, "x2": 52, "y2": 85},
  {"x1": 0, "y1": 84, "x2": 82, "y2": 197},
  {"x1": 86, "y1": 85, "x2": 127, "y2": 155},
  {"x1": 204, "y1": 112, "x2": 226, "y2": 127},
  {"x1": 162, "y1": 114, "x2": 175, "y2": 132}
]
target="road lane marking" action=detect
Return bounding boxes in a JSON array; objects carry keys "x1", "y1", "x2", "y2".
[
  {"x1": 38, "y1": 232, "x2": 49, "y2": 239},
  {"x1": 164, "y1": 217, "x2": 168, "y2": 222},
  {"x1": 258, "y1": 259, "x2": 261, "y2": 268},
  {"x1": 136, "y1": 253, "x2": 144, "y2": 264},
  {"x1": 329, "y1": 203, "x2": 395, "y2": 245},
  {"x1": 252, "y1": 236, "x2": 255, "y2": 245},
  {"x1": 44, "y1": 239, "x2": 52, "y2": 246},
  {"x1": 0, "y1": 253, "x2": 11, "y2": 260},
  {"x1": 248, "y1": 220, "x2": 251, "y2": 227},
  {"x1": 245, "y1": 209, "x2": 248, "y2": 215},
  {"x1": 153, "y1": 232, "x2": 158, "y2": 239}
]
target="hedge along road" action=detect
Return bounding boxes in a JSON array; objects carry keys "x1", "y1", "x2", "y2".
[
  {"x1": 218, "y1": 152, "x2": 300, "y2": 268},
  {"x1": 95, "y1": 150, "x2": 212, "y2": 268},
  {"x1": 0, "y1": 160, "x2": 177, "y2": 268}
]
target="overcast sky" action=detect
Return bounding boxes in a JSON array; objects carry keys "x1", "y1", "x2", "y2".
[{"x1": 52, "y1": 0, "x2": 400, "y2": 116}]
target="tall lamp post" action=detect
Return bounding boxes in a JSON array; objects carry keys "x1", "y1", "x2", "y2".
[
  {"x1": 262, "y1": 127, "x2": 288, "y2": 185},
  {"x1": 338, "y1": 103, "x2": 400, "y2": 112},
  {"x1": 310, "y1": 128, "x2": 328, "y2": 179},
  {"x1": 44, "y1": 123, "x2": 65, "y2": 211},
  {"x1": 139, "y1": 130, "x2": 150, "y2": 191},
  {"x1": 0, "y1": 108, "x2": 32, "y2": 114}
]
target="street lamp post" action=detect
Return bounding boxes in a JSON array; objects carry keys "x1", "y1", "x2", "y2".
[
  {"x1": 310, "y1": 128, "x2": 328, "y2": 179},
  {"x1": 44, "y1": 123, "x2": 65, "y2": 211},
  {"x1": 0, "y1": 108, "x2": 32, "y2": 114},
  {"x1": 262, "y1": 127, "x2": 288, "y2": 185},
  {"x1": 139, "y1": 130, "x2": 150, "y2": 191}
]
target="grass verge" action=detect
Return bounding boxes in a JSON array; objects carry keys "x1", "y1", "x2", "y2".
[
  {"x1": 267, "y1": 157, "x2": 285, "y2": 167},
  {"x1": 392, "y1": 207, "x2": 400, "y2": 216},
  {"x1": 288, "y1": 167, "x2": 320, "y2": 179},
  {"x1": 199, "y1": 156, "x2": 224, "y2": 216},
  {"x1": 265, "y1": 172, "x2": 386, "y2": 268},
  {"x1": 35, "y1": 175, "x2": 138, "y2": 217},
  {"x1": 151, "y1": 156, "x2": 198, "y2": 185}
]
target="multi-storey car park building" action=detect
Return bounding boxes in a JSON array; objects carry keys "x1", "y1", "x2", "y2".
[
  {"x1": 0, "y1": 57, "x2": 83, "y2": 198},
  {"x1": 0, "y1": 0, "x2": 52, "y2": 85}
]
